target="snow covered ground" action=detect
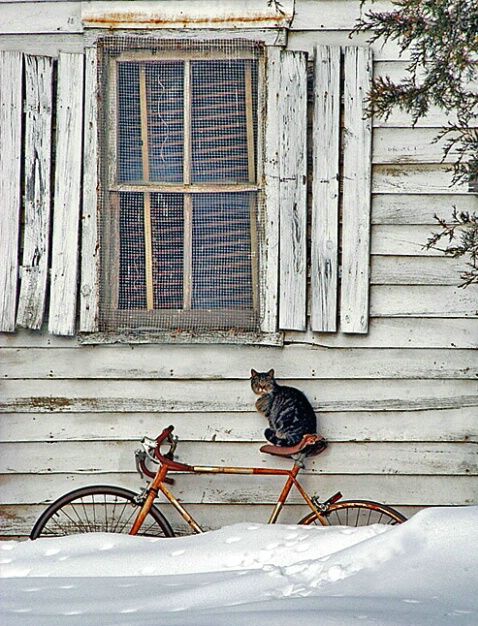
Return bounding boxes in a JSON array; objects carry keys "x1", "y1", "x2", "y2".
[{"x1": 1, "y1": 506, "x2": 477, "y2": 625}]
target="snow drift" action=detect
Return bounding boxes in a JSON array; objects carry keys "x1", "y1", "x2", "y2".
[{"x1": 1, "y1": 506, "x2": 477, "y2": 625}]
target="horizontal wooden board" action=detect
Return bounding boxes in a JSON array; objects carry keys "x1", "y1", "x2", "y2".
[
  {"x1": 0, "y1": 34, "x2": 85, "y2": 54},
  {"x1": 3, "y1": 440, "x2": 476, "y2": 476},
  {"x1": 292, "y1": 0, "x2": 394, "y2": 31},
  {"x1": 2, "y1": 408, "x2": 476, "y2": 444},
  {"x1": 373, "y1": 128, "x2": 461, "y2": 165},
  {"x1": 1, "y1": 345, "x2": 476, "y2": 380},
  {"x1": 371, "y1": 224, "x2": 462, "y2": 256},
  {"x1": 373, "y1": 165, "x2": 469, "y2": 194},
  {"x1": 1, "y1": 472, "x2": 475, "y2": 507},
  {"x1": 0, "y1": 1, "x2": 83, "y2": 34},
  {"x1": 371, "y1": 256, "x2": 466, "y2": 285},
  {"x1": 371, "y1": 194, "x2": 478, "y2": 225},
  {"x1": 1, "y1": 378, "x2": 476, "y2": 413},
  {"x1": 288, "y1": 30, "x2": 407, "y2": 61},
  {"x1": 288, "y1": 318, "x2": 478, "y2": 349},
  {"x1": 371, "y1": 285, "x2": 478, "y2": 318}
]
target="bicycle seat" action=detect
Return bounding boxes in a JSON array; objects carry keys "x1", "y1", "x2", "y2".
[{"x1": 260, "y1": 434, "x2": 327, "y2": 458}]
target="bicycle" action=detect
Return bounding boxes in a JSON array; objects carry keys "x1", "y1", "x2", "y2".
[{"x1": 30, "y1": 424, "x2": 406, "y2": 539}]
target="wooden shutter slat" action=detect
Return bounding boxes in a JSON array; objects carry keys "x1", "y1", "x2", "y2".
[
  {"x1": 80, "y1": 48, "x2": 100, "y2": 333},
  {"x1": 278, "y1": 50, "x2": 307, "y2": 331},
  {"x1": 0, "y1": 51, "x2": 23, "y2": 332},
  {"x1": 311, "y1": 46, "x2": 341, "y2": 332},
  {"x1": 16, "y1": 55, "x2": 53, "y2": 330},
  {"x1": 260, "y1": 47, "x2": 280, "y2": 334},
  {"x1": 48, "y1": 52, "x2": 84, "y2": 336},
  {"x1": 340, "y1": 47, "x2": 373, "y2": 334}
]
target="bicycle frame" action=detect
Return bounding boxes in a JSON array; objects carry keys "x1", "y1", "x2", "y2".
[{"x1": 130, "y1": 426, "x2": 332, "y2": 535}]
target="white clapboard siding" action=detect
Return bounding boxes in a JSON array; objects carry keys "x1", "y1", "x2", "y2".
[
  {"x1": 278, "y1": 50, "x2": 308, "y2": 330},
  {"x1": 2, "y1": 440, "x2": 476, "y2": 476},
  {"x1": 261, "y1": 47, "x2": 280, "y2": 333},
  {"x1": 371, "y1": 224, "x2": 469, "y2": 256},
  {"x1": 373, "y1": 128, "x2": 462, "y2": 164},
  {"x1": 340, "y1": 47, "x2": 373, "y2": 333},
  {"x1": 1, "y1": 378, "x2": 476, "y2": 413},
  {"x1": 0, "y1": 2, "x2": 83, "y2": 35},
  {"x1": 292, "y1": 0, "x2": 394, "y2": 31},
  {"x1": 310, "y1": 45, "x2": 340, "y2": 332},
  {"x1": 16, "y1": 55, "x2": 53, "y2": 330},
  {"x1": 0, "y1": 51, "x2": 23, "y2": 332},
  {"x1": 2, "y1": 473, "x2": 473, "y2": 509},
  {"x1": 371, "y1": 285, "x2": 478, "y2": 318},
  {"x1": 371, "y1": 256, "x2": 467, "y2": 286},
  {"x1": 48, "y1": 52, "x2": 84, "y2": 336},
  {"x1": 373, "y1": 164, "x2": 469, "y2": 194},
  {"x1": 80, "y1": 48, "x2": 100, "y2": 332},
  {"x1": 1, "y1": 345, "x2": 477, "y2": 380},
  {"x1": 3, "y1": 407, "x2": 476, "y2": 443},
  {"x1": 372, "y1": 194, "x2": 478, "y2": 225}
]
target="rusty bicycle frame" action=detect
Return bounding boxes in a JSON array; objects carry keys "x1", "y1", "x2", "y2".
[{"x1": 130, "y1": 424, "x2": 338, "y2": 535}]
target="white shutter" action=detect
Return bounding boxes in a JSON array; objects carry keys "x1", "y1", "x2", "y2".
[
  {"x1": 80, "y1": 48, "x2": 100, "y2": 333},
  {"x1": 260, "y1": 47, "x2": 281, "y2": 334},
  {"x1": 16, "y1": 55, "x2": 53, "y2": 330},
  {"x1": 340, "y1": 47, "x2": 373, "y2": 334},
  {"x1": 278, "y1": 50, "x2": 308, "y2": 331},
  {"x1": 48, "y1": 52, "x2": 85, "y2": 336},
  {"x1": 310, "y1": 45, "x2": 341, "y2": 332},
  {"x1": 0, "y1": 51, "x2": 23, "y2": 332}
]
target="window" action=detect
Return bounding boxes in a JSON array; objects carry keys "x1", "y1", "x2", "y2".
[{"x1": 98, "y1": 39, "x2": 263, "y2": 334}]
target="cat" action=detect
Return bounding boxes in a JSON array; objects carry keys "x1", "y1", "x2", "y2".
[{"x1": 250, "y1": 368, "x2": 317, "y2": 447}]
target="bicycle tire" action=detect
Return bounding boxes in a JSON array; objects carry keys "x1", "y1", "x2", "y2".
[
  {"x1": 30, "y1": 485, "x2": 175, "y2": 539},
  {"x1": 299, "y1": 500, "x2": 406, "y2": 527}
]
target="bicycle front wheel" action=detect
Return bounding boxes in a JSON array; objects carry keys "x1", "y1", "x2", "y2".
[
  {"x1": 299, "y1": 500, "x2": 406, "y2": 527},
  {"x1": 30, "y1": 485, "x2": 174, "y2": 539}
]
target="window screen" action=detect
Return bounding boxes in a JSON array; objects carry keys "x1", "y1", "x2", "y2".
[{"x1": 98, "y1": 38, "x2": 263, "y2": 334}]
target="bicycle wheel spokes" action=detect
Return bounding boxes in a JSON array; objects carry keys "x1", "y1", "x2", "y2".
[
  {"x1": 30, "y1": 486, "x2": 175, "y2": 539},
  {"x1": 299, "y1": 500, "x2": 406, "y2": 527}
]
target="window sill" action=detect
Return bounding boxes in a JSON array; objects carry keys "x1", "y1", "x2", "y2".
[{"x1": 79, "y1": 330, "x2": 283, "y2": 346}]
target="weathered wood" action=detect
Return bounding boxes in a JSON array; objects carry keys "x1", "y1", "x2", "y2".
[
  {"x1": 80, "y1": 48, "x2": 100, "y2": 333},
  {"x1": 1, "y1": 345, "x2": 477, "y2": 380},
  {"x1": 2, "y1": 407, "x2": 476, "y2": 443},
  {"x1": 371, "y1": 224, "x2": 464, "y2": 256},
  {"x1": 48, "y1": 52, "x2": 84, "y2": 336},
  {"x1": 0, "y1": 2, "x2": 83, "y2": 35},
  {"x1": 371, "y1": 285, "x2": 478, "y2": 318},
  {"x1": 1, "y1": 378, "x2": 476, "y2": 413},
  {"x1": 287, "y1": 318, "x2": 478, "y2": 349},
  {"x1": 81, "y1": 0, "x2": 294, "y2": 29},
  {"x1": 372, "y1": 194, "x2": 478, "y2": 225},
  {"x1": 0, "y1": 51, "x2": 23, "y2": 332},
  {"x1": 340, "y1": 47, "x2": 373, "y2": 333},
  {"x1": 373, "y1": 127, "x2": 461, "y2": 165},
  {"x1": 310, "y1": 45, "x2": 340, "y2": 332},
  {"x1": 292, "y1": 0, "x2": 393, "y2": 31},
  {"x1": 2, "y1": 473, "x2": 473, "y2": 508},
  {"x1": 373, "y1": 164, "x2": 469, "y2": 194},
  {"x1": 278, "y1": 50, "x2": 307, "y2": 330},
  {"x1": 371, "y1": 256, "x2": 467, "y2": 286},
  {"x1": 288, "y1": 30, "x2": 408, "y2": 62},
  {"x1": 0, "y1": 34, "x2": 85, "y2": 55},
  {"x1": 16, "y1": 55, "x2": 53, "y2": 330},
  {"x1": 2, "y1": 440, "x2": 476, "y2": 475},
  {"x1": 261, "y1": 47, "x2": 280, "y2": 333}
]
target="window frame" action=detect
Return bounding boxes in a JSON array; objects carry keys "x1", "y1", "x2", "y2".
[{"x1": 99, "y1": 43, "x2": 267, "y2": 336}]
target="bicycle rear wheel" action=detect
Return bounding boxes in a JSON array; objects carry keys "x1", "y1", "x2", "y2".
[
  {"x1": 299, "y1": 500, "x2": 406, "y2": 527},
  {"x1": 30, "y1": 485, "x2": 174, "y2": 539}
]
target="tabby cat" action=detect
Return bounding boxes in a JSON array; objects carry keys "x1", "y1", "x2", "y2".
[{"x1": 250, "y1": 369, "x2": 317, "y2": 447}]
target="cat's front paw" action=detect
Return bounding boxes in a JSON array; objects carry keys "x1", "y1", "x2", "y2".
[{"x1": 264, "y1": 428, "x2": 280, "y2": 445}]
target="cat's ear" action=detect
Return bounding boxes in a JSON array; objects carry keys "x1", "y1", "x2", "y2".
[
  {"x1": 250, "y1": 369, "x2": 257, "y2": 377},
  {"x1": 267, "y1": 368, "x2": 275, "y2": 377}
]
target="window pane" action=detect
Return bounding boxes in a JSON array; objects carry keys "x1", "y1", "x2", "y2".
[
  {"x1": 117, "y1": 61, "x2": 184, "y2": 183},
  {"x1": 151, "y1": 194, "x2": 184, "y2": 308},
  {"x1": 191, "y1": 60, "x2": 257, "y2": 184},
  {"x1": 192, "y1": 193, "x2": 254, "y2": 309},
  {"x1": 118, "y1": 192, "x2": 146, "y2": 309}
]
